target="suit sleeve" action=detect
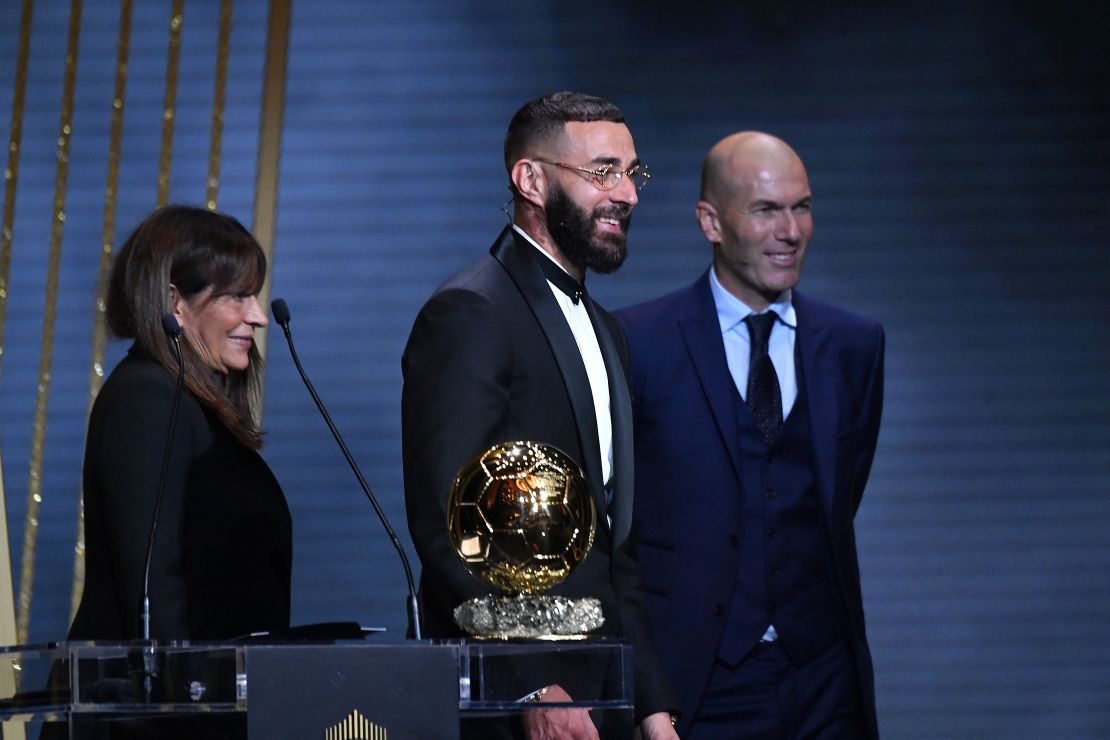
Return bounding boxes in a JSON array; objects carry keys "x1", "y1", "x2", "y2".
[
  {"x1": 851, "y1": 324, "x2": 885, "y2": 516},
  {"x1": 402, "y1": 287, "x2": 514, "y2": 610},
  {"x1": 608, "y1": 319, "x2": 680, "y2": 721},
  {"x1": 613, "y1": 532, "x2": 679, "y2": 720},
  {"x1": 86, "y1": 372, "x2": 201, "y2": 638}
]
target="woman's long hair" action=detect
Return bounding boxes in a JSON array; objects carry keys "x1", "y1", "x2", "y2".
[{"x1": 107, "y1": 205, "x2": 267, "y2": 449}]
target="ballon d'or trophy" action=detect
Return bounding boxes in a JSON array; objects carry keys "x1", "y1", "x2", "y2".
[{"x1": 448, "y1": 440, "x2": 602, "y2": 639}]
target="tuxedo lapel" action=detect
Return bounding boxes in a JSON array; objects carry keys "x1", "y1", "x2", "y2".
[
  {"x1": 490, "y1": 228, "x2": 609, "y2": 522},
  {"x1": 795, "y1": 292, "x2": 838, "y2": 520},
  {"x1": 583, "y1": 298, "x2": 634, "y2": 544},
  {"x1": 678, "y1": 273, "x2": 744, "y2": 484}
]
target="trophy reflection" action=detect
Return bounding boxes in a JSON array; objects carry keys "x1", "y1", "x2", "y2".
[{"x1": 448, "y1": 440, "x2": 602, "y2": 640}]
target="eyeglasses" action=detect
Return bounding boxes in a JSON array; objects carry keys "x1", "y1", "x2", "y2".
[{"x1": 534, "y1": 159, "x2": 651, "y2": 191}]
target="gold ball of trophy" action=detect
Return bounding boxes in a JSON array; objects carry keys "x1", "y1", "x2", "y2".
[{"x1": 448, "y1": 441, "x2": 602, "y2": 639}]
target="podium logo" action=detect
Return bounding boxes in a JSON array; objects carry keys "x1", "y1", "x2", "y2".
[{"x1": 324, "y1": 708, "x2": 387, "y2": 739}]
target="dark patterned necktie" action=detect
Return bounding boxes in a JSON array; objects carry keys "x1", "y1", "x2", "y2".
[{"x1": 744, "y1": 312, "x2": 782, "y2": 444}]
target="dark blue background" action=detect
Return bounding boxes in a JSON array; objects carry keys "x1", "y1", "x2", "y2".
[{"x1": 1, "y1": 1, "x2": 1107, "y2": 736}]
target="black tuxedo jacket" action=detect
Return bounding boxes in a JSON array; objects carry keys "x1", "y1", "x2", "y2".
[
  {"x1": 69, "y1": 346, "x2": 291, "y2": 642},
  {"x1": 402, "y1": 226, "x2": 675, "y2": 720}
]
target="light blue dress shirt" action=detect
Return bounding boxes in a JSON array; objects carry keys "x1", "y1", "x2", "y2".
[
  {"x1": 709, "y1": 267, "x2": 798, "y2": 643},
  {"x1": 708, "y1": 266, "x2": 798, "y2": 418}
]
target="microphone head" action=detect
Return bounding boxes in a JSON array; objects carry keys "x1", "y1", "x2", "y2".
[
  {"x1": 271, "y1": 298, "x2": 291, "y2": 327},
  {"x1": 161, "y1": 313, "x2": 181, "y2": 338}
]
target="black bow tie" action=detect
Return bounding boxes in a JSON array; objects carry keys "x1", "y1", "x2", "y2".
[{"x1": 534, "y1": 251, "x2": 586, "y2": 304}]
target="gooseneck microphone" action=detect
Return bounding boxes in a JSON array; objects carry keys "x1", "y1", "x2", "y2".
[
  {"x1": 140, "y1": 313, "x2": 186, "y2": 695},
  {"x1": 271, "y1": 298, "x2": 422, "y2": 640}
]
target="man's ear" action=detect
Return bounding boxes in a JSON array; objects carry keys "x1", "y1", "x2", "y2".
[
  {"x1": 696, "y1": 200, "x2": 721, "y2": 243},
  {"x1": 510, "y1": 159, "x2": 547, "y2": 209}
]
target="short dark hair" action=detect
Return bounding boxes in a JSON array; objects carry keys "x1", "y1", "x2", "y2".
[
  {"x1": 107, "y1": 205, "x2": 267, "y2": 448},
  {"x1": 503, "y1": 91, "x2": 625, "y2": 173}
]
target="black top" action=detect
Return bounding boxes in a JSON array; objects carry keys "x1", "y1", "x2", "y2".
[{"x1": 69, "y1": 346, "x2": 292, "y2": 641}]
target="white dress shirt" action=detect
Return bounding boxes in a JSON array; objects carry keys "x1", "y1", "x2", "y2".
[{"x1": 513, "y1": 225, "x2": 613, "y2": 487}]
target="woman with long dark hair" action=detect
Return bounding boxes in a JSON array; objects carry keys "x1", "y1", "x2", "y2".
[
  {"x1": 45, "y1": 206, "x2": 291, "y2": 739},
  {"x1": 70, "y1": 204, "x2": 290, "y2": 643}
]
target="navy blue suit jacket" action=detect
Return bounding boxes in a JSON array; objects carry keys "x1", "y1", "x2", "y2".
[{"x1": 616, "y1": 271, "x2": 884, "y2": 738}]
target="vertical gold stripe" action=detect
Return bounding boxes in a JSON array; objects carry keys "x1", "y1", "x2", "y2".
[
  {"x1": 0, "y1": 451, "x2": 29, "y2": 740},
  {"x1": 251, "y1": 0, "x2": 292, "y2": 368},
  {"x1": 71, "y1": 0, "x2": 134, "y2": 621},
  {"x1": 0, "y1": 3, "x2": 33, "y2": 719},
  {"x1": 17, "y1": 0, "x2": 84, "y2": 646},
  {"x1": 205, "y1": 0, "x2": 233, "y2": 211},
  {"x1": 0, "y1": 0, "x2": 35, "y2": 647},
  {"x1": 156, "y1": 0, "x2": 185, "y2": 207},
  {"x1": 0, "y1": 0, "x2": 35, "y2": 380}
]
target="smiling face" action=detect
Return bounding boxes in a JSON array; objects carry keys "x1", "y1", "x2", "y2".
[
  {"x1": 543, "y1": 179, "x2": 632, "y2": 275},
  {"x1": 173, "y1": 287, "x2": 268, "y2": 373},
  {"x1": 534, "y1": 120, "x2": 640, "y2": 275},
  {"x1": 698, "y1": 133, "x2": 813, "y2": 311}
]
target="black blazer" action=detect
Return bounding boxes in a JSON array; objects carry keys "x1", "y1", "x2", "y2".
[
  {"x1": 401, "y1": 226, "x2": 675, "y2": 720},
  {"x1": 69, "y1": 346, "x2": 291, "y2": 642}
]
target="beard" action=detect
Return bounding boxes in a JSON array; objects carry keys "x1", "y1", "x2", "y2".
[{"x1": 544, "y1": 185, "x2": 631, "y2": 275}]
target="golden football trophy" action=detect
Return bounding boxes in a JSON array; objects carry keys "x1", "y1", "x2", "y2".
[{"x1": 448, "y1": 440, "x2": 602, "y2": 639}]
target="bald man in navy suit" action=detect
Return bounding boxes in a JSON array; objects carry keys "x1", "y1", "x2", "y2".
[{"x1": 617, "y1": 132, "x2": 884, "y2": 739}]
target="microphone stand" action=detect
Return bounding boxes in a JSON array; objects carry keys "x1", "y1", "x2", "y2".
[
  {"x1": 271, "y1": 299, "x2": 422, "y2": 640},
  {"x1": 140, "y1": 313, "x2": 186, "y2": 698}
]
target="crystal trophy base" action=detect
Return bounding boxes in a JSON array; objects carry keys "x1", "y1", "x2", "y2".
[{"x1": 454, "y1": 594, "x2": 604, "y2": 640}]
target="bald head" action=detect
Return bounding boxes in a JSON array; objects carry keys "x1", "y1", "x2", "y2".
[
  {"x1": 699, "y1": 132, "x2": 807, "y2": 206},
  {"x1": 695, "y1": 131, "x2": 813, "y2": 310}
]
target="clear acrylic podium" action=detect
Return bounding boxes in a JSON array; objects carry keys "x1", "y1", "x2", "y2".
[{"x1": 0, "y1": 639, "x2": 633, "y2": 738}]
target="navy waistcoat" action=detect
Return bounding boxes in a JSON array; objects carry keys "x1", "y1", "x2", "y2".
[{"x1": 717, "y1": 362, "x2": 846, "y2": 666}]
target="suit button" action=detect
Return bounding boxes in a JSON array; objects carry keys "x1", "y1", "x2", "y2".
[
  {"x1": 727, "y1": 534, "x2": 738, "y2": 548},
  {"x1": 714, "y1": 603, "x2": 724, "y2": 617},
  {"x1": 765, "y1": 490, "x2": 778, "y2": 500},
  {"x1": 767, "y1": 567, "x2": 778, "y2": 576},
  {"x1": 767, "y1": 528, "x2": 777, "y2": 539}
]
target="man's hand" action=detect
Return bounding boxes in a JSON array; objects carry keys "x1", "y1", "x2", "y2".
[
  {"x1": 636, "y1": 711, "x2": 679, "y2": 740},
  {"x1": 522, "y1": 683, "x2": 599, "y2": 740}
]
